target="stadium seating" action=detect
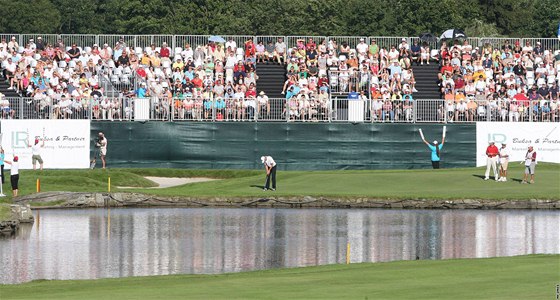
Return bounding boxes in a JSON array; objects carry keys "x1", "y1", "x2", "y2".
[
  {"x1": 434, "y1": 39, "x2": 560, "y2": 122},
  {"x1": 0, "y1": 35, "x2": 559, "y2": 122},
  {"x1": 0, "y1": 37, "x2": 260, "y2": 121}
]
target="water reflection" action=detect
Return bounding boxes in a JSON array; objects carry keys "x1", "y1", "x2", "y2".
[{"x1": 0, "y1": 208, "x2": 558, "y2": 284}]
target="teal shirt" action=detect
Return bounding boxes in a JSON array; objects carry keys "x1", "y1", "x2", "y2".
[
  {"x1": 0, "y1": 153, "x2": 4, "y2": 165},
  {"x1": 427, "y1": 144, "x2": 443, "y2": 162}
]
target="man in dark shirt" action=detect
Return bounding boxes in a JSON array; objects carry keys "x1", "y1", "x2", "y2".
[
  {"x1": 533, "y1": 42, "x2": 543, "y2": 55},
  {"x1": 482, "y1": 56, "x2": 493, "y2": 69},
  {"x1": 549, "y1": 83, "x2": 559, "y2": 100},
  {"x1": 513, "y1": 61, "x2": 526, "y2": 77},
  {"x1": 67, "y1": 44, "x2": 80, "y2": 59},
  {"x1": 308, "y1": 62, "x2": 318, "y2": 77},
  {"x1": 245, "y1": 60, "x2": 256, "y2": 73},
  {"x1": 36, "y1": 37, "x2": 45, "y2": 51},
  {"x1": 116, "y1": 51, "x2": 129, "y2": 67},
  {"x1": 537, "y1": 85, "x2": 549, "y2": 98},
  {"x1": 410, "y1": 41, "x2": 421, "y2": 65},
  {"x1": 306, "y1": 48, "x2": 318, "y2": 64}
]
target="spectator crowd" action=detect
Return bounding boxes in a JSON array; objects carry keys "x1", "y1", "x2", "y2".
[
  {"x1": 1, "y1": 34, "x2": 559, "y2": 122},
  {"x1": 280, "y1": 37, "x2": 419, "y2": 122},
  {"x1": 437, "y1": 39, "x2": 560, "y2": 122},
  {"x1": 0, "y1": 36, "x2": 267, "y2": 121}
]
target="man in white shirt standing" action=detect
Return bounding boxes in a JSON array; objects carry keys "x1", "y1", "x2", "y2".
[
  {"x1": 29, "y1": 138, "x2": 44, "y2": 170},
  {"x1": 97, "y1": 132, "x2": 108, "y2": 169},
  {"x1": 4, "y1": 155, "x2": 19, "y2": 197},
  {"x1": 498, "y1": 143, "x2": 509, "y2": 182},
  {"x1": 261, "y1": 155, "x2": 277, "y2": 191},
  {"x1": 356, "y1": 38, "x2": 368, "y2": 59}
]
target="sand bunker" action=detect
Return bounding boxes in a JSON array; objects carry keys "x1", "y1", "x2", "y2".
[
  {"x1": 144, "y1": 177, "x2": 219, "y2": 188},
  {"x1": 118, "y1": 177, "x2": 219, "y2": 189}
]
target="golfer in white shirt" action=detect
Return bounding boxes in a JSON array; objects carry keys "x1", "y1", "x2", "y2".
[
  {"x1": 498, "y1": 143, "x2": 509, "y2": 181},
  {"x1": 261, "y1": 156, "x2": 277, "y2": 191}
]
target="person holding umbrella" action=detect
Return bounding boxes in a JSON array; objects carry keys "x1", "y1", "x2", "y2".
[{"x1": 261, "y1": 155, "x2": 277, "y2": 191}]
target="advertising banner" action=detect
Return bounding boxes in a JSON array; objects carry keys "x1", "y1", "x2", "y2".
[
  {"x1": 476, "y1": 122, "x2": 560, "y2": 167},
  {"x1": 1, "y1": 120, "x2": 91, "y2": 169}
]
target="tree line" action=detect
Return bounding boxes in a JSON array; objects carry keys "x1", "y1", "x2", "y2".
[{"x1": 0, "y1": 0, "x2": 558, "y2": 38}]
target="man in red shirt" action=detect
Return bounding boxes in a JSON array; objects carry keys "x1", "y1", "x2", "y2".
[
  {"x1": 160, "y1": 42, "x2": 170, "y2": 58},
  {"x1": 440, "y1": 61, "x2": 453, "y2": 75},
  {"x1": 484, "y1": 140, "x2": 500, "y2": 181},
  {"x1": 191, "y1": 74, "x2": 203, "y2": 89}
]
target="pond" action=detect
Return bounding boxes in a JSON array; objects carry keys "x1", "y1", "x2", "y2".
[{"x1": 1, "y1": 208, "x2": 558, "y2": 284}]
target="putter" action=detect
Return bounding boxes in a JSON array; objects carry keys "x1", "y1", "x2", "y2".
[
  {"x1": 0, "y1": 173, "x2": 4, "y2": 197},
  {"x1": 90, "y1": 149, "x2": 98, "y2": 169},
  {"x1": 264, "y1": 174, "x2": 270, "y2": 190}
]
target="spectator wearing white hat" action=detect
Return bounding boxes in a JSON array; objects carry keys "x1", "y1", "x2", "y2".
[
  {"x1": 257, "y1": 91, "x2": 269, "y2": 118},
  {"x1": 356, "y1": 38, "x2": 368, "y2": 56},
  {"x1": 36, "y1": 36, "x2": 45, "y2": 51},
  {"x1": 7, "y1": 36, "x2": 18, "y2": 52}
]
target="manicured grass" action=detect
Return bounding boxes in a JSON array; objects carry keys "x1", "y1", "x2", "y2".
[
  {"x1": 133, "y1": 163, "x2": 560, "y2": 200},
  {"x1": 0, "y1": 255, "x2": 557, "y2": 299},
  {"x1": 0, "y1": 164, "x2": 558, "y2": 205}
]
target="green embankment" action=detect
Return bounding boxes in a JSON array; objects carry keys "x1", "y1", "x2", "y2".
[
  {"x1": 0, "y1": 164, "x2": 558, "y2": 207},
  {"x1": 0, "y1": 203, "x2": 11, "y2": 221},
  {"x1": 0, "y1": 255, "x2": 557, "y2": 299}
]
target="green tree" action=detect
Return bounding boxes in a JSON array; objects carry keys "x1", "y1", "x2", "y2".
[
  {"x1": 465, "y1": 19, "x2": 502, "y2": 37},
  {"x1": 528, "y1": 0, "x2": 560, "y2": 38},
  {"x1": 480, "y1": 0, "x2": 537, "y2": 36},
  {"x1": 0, "y1": 0, "x2": 60, "y2": 33},
  {"x1": 51, "y1": 0, "x2": 101, "y2": 33}
]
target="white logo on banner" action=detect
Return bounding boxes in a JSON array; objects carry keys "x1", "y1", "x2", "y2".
[
  {"x1": 476, "y1": 122, "x2": 560, "y2": 167},
  {"x1": 0, "y1": 120, "x2": 91, "y2": 169}
]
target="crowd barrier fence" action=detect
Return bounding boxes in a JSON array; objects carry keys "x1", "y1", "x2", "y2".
[
  {"x1": 4, "y1": 34, "x2": 559, "y2": 55},
  {"x1": 2, "y1": 97, "x2": 557, "y2": 123}
]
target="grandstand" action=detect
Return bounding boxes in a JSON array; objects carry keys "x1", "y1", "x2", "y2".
[{"x1": 1, "y1": 34, "x2": 559, "y2": 123}]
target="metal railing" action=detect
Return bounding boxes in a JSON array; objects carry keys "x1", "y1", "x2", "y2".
[
  {"x1": 4, "y1": 34, "x2": 559, "y2": 56},
  {"x1": 328, "y1": 70, "x2": 371, "y2": 94},
  {"x1": 2, "y1": 97, "x2": 557, "y2": 123}
]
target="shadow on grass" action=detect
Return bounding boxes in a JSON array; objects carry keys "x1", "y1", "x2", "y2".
[
  {"x1": 473, "y1": 174, "x2": 525, "y2": 183},
  {"x1": 250, "y1": 185, "x2": 266, "y2": 190}
]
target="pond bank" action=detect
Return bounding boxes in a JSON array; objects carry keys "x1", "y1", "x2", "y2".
[
  {"x1": 14, "y1": 191, "x2": 560, "y2": 210},
  {"x1": 0, "y1": 203, "x2": 34, "y2": 235}
]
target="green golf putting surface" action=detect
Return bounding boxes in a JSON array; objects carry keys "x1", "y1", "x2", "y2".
[
  {"x1": 1, "y1": 164, "x2": 558, "y2": 206},
  {"x1": 1, "y1": 255, "x2": 557, "y2": 299},
  {"x1": 129, "y1": 163, "x2": 560, "y2": 200}
]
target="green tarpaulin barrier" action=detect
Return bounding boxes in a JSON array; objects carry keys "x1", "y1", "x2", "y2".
[{"x1": 91, "y1": 123, "x2": 475, "y2": 170}]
